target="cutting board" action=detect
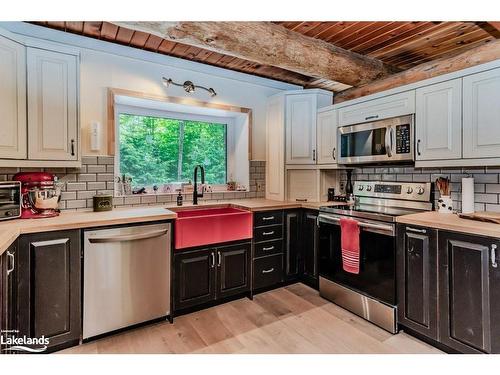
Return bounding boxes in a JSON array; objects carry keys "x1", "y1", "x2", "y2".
[{"x1": 458, "y1": 211, "x2": 500, "y2": 224}]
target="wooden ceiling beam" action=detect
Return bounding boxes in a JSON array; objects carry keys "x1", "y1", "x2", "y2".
[
  {"x1": 335, "y1": 39, "x2": 500, "y2": 103},
  {"x1": 475, "y1": 22, "x2": 500, "y2": 39},
  {"x1": 113, "y1": 21, "x2": 399, "y2": 87}
]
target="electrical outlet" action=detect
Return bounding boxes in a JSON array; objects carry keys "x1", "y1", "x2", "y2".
[{"x1": 257, "y1": 182, "x2": 262, "y2": 191}]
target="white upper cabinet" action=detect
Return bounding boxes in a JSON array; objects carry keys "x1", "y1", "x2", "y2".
[
  {"x1": 463, "y1": 68, "x2": 500, "y2": 159},
  {"x1": 338, "y1": 90, "x2": 415, "y2": 127},
  {"x1": 316, "y1": 109, "x2": 338, "y2": 164},
  {"x1": 285, "y1": 94, "x2": 317, "y2": 164},
  {"x1": 27, "y1": 47, "x2": 79, "y2": 161},
  {"x1": 0, "y1": 34, "x2": 26, "y2": 159},
  {"x1": 415, "y1": 79, "x2": 462, "y2": 161}
]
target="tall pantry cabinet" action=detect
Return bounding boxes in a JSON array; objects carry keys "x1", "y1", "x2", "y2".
[{"x1": 265, "y1": 89, "x2": 334, "y2": 202}]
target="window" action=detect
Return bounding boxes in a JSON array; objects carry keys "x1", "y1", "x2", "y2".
[{"x1": 119, "y1": 113, "x2": 227, "y2": 187}]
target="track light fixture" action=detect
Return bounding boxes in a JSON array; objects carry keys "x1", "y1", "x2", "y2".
[{"x1": 162, "y1": 77, "x2": 217, "y2": 97}]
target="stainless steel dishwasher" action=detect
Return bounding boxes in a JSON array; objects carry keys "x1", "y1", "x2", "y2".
[{"x1": 83, "y1": 223, "x2": 171, "y2": 340}]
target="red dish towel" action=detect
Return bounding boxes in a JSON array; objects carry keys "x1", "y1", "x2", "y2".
[{"x1": 340, "y1": 217, "x2": 361, "y2": 274}]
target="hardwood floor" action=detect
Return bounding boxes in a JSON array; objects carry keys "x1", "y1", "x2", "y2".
[{"x1": 60, "y1": 283, "x2": 443, "y2": 354}]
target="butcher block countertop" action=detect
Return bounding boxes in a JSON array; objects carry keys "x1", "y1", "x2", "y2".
[
  {"x1": 162, "y1": 198, "x2": 345, "y2": 212},
  {"x1": 0, "y1": 198, "x2": 345, "y2": 256},
  {"x1": 397, "y1": 211, "x2": 500, "y2": 239}
]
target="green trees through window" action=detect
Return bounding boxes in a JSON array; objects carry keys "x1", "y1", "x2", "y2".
[{"x1": 119, "y1": 113, "x2": 227, "y2": 187}]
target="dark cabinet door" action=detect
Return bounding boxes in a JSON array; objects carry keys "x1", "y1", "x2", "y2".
[
  {"x1": 1, "y1": 241, "x2": 19, "y2": 354},
  {"x1": 396, "y1": 225, "x2": 438, "y2": 340},
  {"x1": 302, "y1": 210, "x2": 319, "y2": 287},
  {"x1": 0, "y1": 250, "x2": 7, "y2": 353},
  {"x1": 18, "y1": 230, "x2": 81, "y2": 352},
  {"x1": 174, "y1": 248, "x2": 216, "y2": 311},
  {"x1": 438, "y1": 231, "x2": 499, "y2": 353},
  {"x1": 216, "y1": 243, "x2": 250, "y2": 299},
  {"x1": 284, "y1": 210, "x2": 302, "y2": 279}
]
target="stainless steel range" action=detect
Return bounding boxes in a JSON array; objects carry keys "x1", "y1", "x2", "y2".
[{"x1": 318, "y1": 181, "x2": 433, "y2": 333}]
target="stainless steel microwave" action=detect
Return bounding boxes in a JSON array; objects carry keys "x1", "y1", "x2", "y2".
[{"x1": 337, "y1": 114, "x2": 414, "y2": 165}]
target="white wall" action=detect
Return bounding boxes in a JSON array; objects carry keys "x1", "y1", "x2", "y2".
[{"x1": 2, "y1": 22, "x2": 301, "y2": 160}]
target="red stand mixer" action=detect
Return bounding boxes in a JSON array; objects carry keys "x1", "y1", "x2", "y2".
[{"x1": 14, "y1": 172, "x2": 62, "y2": 219}]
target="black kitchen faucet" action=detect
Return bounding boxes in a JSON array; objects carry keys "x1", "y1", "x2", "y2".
[{"x1": 193, "y1": 165, "x2": 205, "y2": 205}]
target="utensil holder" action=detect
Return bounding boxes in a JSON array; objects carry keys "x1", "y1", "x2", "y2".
[{"x1": 438, "y1": 195, "x2": 453, "y2": 213}]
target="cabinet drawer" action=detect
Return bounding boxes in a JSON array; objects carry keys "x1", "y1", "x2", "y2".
[
  {"x1": 338, "y1": 90, "x2": 415, "y2": 126},
  {"x1": 254, "y1": 224, "x2": 283, "y2": 243},
  {"x1": 253, "y1": 254, "x2": 283, "y2": 290},
  {"x1": 254, "y1": 210, "x2": 283, "y2": 227},
  {"x1": 254, "y1": 239, "x2": 283, "y2": 258}
]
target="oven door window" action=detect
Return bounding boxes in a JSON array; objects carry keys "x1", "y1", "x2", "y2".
[
  {"x1": 340, "y1": 127, "x2": 387, "y2": 158},
  {"x1": 319, "y1": 223, "x2": 396, "y2": 305}
]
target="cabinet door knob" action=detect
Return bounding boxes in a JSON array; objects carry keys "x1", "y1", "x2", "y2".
[
  {"x1": 70, "y1": 139, "x2": 75, "y2": 156},
  {"x1": 491, "y1": 244, "x2": 498, "y2": 268}
]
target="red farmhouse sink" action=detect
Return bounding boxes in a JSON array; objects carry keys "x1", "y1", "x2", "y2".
[{"x1": 174, "y1": 207, "x2": 253, "y2": 249}]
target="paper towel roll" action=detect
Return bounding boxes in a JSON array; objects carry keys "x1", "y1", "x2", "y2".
[{"x1": 462, "y1": 177, "x2": 475, "y2": 214}]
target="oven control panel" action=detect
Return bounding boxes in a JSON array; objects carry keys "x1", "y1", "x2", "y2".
[{"x1": 354, "y1": 181, "x2": 431, "y2": 202}]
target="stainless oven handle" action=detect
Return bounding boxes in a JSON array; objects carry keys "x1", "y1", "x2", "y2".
[{"x1": 318, "y1": 214, "x2": 394, "y2": 236}]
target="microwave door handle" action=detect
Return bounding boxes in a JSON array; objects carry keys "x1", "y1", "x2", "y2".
[{"x1": 385, "y1": 127, "x2": 393, "y2": 157}]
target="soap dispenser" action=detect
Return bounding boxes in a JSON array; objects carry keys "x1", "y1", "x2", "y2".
[{"x1": 177, "y1": 191, "x2": 183, "y2": 206}]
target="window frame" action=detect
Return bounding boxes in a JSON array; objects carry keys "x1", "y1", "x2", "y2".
[{"x1": 114, "y1": 103, "x2": 234, "y2": 192}]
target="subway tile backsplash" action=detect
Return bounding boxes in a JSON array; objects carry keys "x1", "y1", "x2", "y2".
[
  {"x1": 0, "y1": 156, "x2": 265, "y2": 210},
  {"x1": 339, "y1": 166, "x2": 500, "y2": 213}
]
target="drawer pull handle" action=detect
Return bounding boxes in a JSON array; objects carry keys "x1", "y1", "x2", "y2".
[
  {"x1": 406, "y1": 227, "x2": 426, "y2": 234},
  {"x1": 262, "y1": 246, "x2": 275, "y2": 251},
  {"x1": 262, "y1": 231, "x2": 275, "y2": 236},
  {"x1": 492, "y1": 244, "x2": 498, "y2": 268},
  {"x1": 262, "y1": 216, "x2": 275, "y2": 221},
  {"x1": 365, "y1": 115, "x2": 379, "y2": 121},
  {"x1": 295, "y1": 198, "x2": 307, "y2": 202},
  {"x1": 262, "y1": 268, "x2": 275, "y2": 274}
]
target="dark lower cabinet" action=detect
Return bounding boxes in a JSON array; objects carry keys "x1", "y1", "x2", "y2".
[
  {"x1": 17, "y1": 230, "x2": 81, "y2": 353},
  {"x1": 217, "y1": 243, "x2": 251, "y2": 299},
  {"x1": 174, "y1": 242, "x2": 250, "y2": 312},
  {"x1": 302, "y1": 210, "x2": 319, "y2": 287},
  {"x1": 396, "y1": 225, "x2": 438, "y2": 340},
  {"x1": 1, "y1": 246, "x2": 11, "y2": 353},
  {"x1": 284, "y1": 210, "x2": 302, "y2": 280},
  {"x1": 438, "y1": 231, "x2": 500, "y2": 354},
  {"x1": 174, "y1": 248, "x2": 216, "y2": 311}
]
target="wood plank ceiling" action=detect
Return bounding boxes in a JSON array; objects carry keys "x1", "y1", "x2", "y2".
[{"x1": 32, "y1": 21, "x2": 499, "y2": 92}]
